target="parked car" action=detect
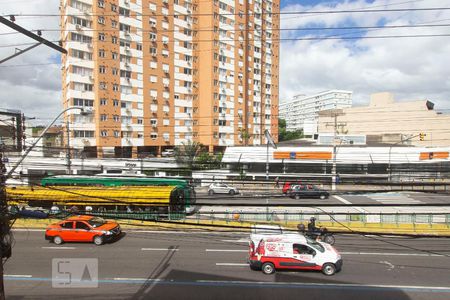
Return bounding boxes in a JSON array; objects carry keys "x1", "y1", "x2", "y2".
[
  {"x1": 45, "y1": 215, "x2": 121, "y2": 245},
  {"x1": 208, "y1": 183, "x2": 239, "y2": 195},
  {"x1": 288, "y1": 185, "x2": 329, "y2": 200},
  {"x1": 161, "y1": 149, "x2": 175, "y2": 157}
]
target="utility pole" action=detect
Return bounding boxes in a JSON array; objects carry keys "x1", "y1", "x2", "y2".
[
  {"x1": 324, "y1": 109, "x2": 345, "y2": 191},
  {"x1": 66, "y1": 120, "x2": 71, "y2": 174},
  {"x1": 331, "y1": 113, "x2": 337, "y2": 191},
  {"x1": 0, "y1": 149, "x2": 9, "y2": 300}
]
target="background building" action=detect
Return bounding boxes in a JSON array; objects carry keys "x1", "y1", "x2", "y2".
[
  {"x1": 279, "y1": 90, "x2": 352, "y2": 136},
  {"x1": 60, "y1": 0, "x2": 280, "y2": 158},
  {"x1": 318, "y1": 92, "x2": 450, "y2": 147}
]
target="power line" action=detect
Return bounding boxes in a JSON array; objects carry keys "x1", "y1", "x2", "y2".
[{"x1": 9, "y1": 7, "x2": 450, "y2": 18}]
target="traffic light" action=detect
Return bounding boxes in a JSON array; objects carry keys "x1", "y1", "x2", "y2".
[{"x1": 419, "y1": 133, "x2": 426, "y2": 141}]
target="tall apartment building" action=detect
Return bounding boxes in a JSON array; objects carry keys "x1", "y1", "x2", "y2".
[
  {"x1": 279, "y1": 90, "x2": 352, "y2": 136},
  {"x1": 60, "y1": 0, "x2": 279, "y2": 158}
]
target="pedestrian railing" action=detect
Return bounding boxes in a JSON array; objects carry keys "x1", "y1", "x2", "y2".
[{"x1": 195, "y1": 210, "x2": 450, "y2": 227}]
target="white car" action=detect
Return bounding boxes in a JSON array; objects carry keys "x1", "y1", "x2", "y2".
[
  {"x1": 208, "y1": 183, "x2": 239, "y2": 195},
  {"x1": 161, "y1": 149, "x2": 174, "y2": 157}
]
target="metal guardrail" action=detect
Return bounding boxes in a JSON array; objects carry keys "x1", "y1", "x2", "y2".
[{"x1": 195, "y1": 211, "x2": 450, "y2": 227}]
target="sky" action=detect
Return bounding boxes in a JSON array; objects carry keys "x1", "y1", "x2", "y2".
[{"x1": 1, "y1": 0, "x2": 450, "y2": 124}]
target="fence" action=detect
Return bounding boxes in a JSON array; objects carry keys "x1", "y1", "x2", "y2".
[{"x1": 194, "y1": 211, "x2": 450, "y2": 227}]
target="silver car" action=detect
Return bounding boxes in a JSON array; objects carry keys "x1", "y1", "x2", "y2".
[{"x1": 208, "y1": 183, "x2": 239, "y2": 195}]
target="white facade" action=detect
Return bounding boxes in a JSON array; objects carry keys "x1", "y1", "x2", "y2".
[{"x1": 280, "y1": 90, "x2": 352, "y2": 135}]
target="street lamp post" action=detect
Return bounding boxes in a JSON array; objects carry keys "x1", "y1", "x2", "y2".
[
  {"x1": 264, "y1": 130, "x2": 277, "y2": 180},
  {"x1": 6, "y1": 106, "x2": 84, "y2": 178}
]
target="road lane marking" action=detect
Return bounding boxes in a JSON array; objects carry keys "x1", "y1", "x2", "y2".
[
  {"x1": 221, "y1": 239, "x2": 248, "y2": 243},
  {"x1": 5, "y1": 275, "x2": 33, "y2": 278},
  {"x1": 206, "y1": 249, "x2": 247, "y2": 252},
  {"x1": 112, "y1": 278, "x2": 161, "y2": 281},
  {"x1": 341, "y1": 252, "x2": 445, "y2": 257},
  {"x1": 41, "y1": 246, "x2": 76, "y2": 250},
  {"x1": 333, "y1": 195, "x2": 366, "y2": 213},
  {"x1": 215, "y1": 263, "x2": 248, "y2": 266},
  {"x1": 333, "y1": 195, "x2": 353, "y2": 205},
  {"x1": 380, "y1": 260, "x2": 395, "y2": 270},
  {"x1": 4, "y1": 276, "x2": 450, "y2": 292},
  {"x1": 141, "y1": 248, "x2": 179, "y2": 251}
]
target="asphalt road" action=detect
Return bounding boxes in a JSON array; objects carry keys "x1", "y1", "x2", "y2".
[
  {"x1": 4, "y1": 229, "x2": 450, "y2": 300},
  {"x1": 195, "y1": 191, "x2": 450, "y2": 215}
]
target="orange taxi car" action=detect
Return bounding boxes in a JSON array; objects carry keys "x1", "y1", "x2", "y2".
[{"x1": 45, "y1": 215, "x2": 121, "y2": 245}]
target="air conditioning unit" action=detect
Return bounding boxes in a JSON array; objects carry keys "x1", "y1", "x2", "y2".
[
  {"x1": 87, "y1": 43, "x2": 93, "y2": 48},
  {"x1": 126, "y1": 77, "x2": 131, "y2": 82},
  {"x1": 163, "y1": 41, "x2": 168, "y2": 45},
  {"x1": 164, "y1": 84, "x2": 169, "y2": 88},
  {"x1": 152, "y1": 124, "x2": 157, "y2": 128},
  {"x1": 151, "y1": 24, "x2": 156, "y2": 28},
  {"x1": 89, "y1": 75, "x2": 94, "y2": 81},
  {"x1": 150, "y1": 37, "x2": 156, "y2": 41},
  {"x1": 151, "y1": 53, "x2": 157, "y2": 57},
  {"x1": 163, "y1": 69, "x2": 169, "y2": 73},
  {"x1": 76, "y1": 24, "x2": 81, "y2": 31},
  {"x1": 124, "y1": 0, "x2": 129, "y2": 5},
  {"x1": 152, "y1": 96, "x2": 157, "y2": 101}
]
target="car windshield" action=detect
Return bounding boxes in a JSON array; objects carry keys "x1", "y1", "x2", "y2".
[
  {"x1": 87, "y1": 217, "x2": 106, "y2": 228},
  {"x1": 306, "y1": 237, "x2": 325, "y2": 253}
]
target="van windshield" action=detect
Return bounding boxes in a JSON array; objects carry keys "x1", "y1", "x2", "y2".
[{"x1": 306, "y1": 238, "x2": 325, "y2": 253}]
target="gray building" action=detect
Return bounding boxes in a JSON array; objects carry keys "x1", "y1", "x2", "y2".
[{"x1": 279, "y1": 90, "x2": 352, "y2": 136}]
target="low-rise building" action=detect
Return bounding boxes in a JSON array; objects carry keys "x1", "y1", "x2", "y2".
[{"x1": 318, "y1": 92, "x2": 450, "y2": 146}]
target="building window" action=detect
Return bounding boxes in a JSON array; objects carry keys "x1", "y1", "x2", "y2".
[
  {"x1": 113, "y1": 99, "x2": 119, "y2": 106},
  {"x1": 119, "y1": 7, "x2": 130, "y2": 16},
  {"x1": 98, "y1": 33, "x2": 105, "y2": 41},
  {"x1": 112, "y1": 52, "x2": 118, "y2": 59},
  {"x1": 100, "y1": 98, "x2": 107, "y2": 105},
  {"x1": 113, "y1": 84, "x2": 119, "y2": 91},
  {"x1": 101, "y1": 130, "x2": 108, "y2": 137},
  {"x1": 100, "y1": 114, "x2": 107, "y2": 121},
  {"x1": 98, "y1": 16, "x2": 105, "y2": 24},
  {"x1": 111, "y1": 4, "x2": 117, "y2": 12},
  {"x1": 112, "y1": 68, "x2": 118, "y2": 75},
  {"x1": 99, "y1": 65, "x2": 106, "y2": 73},
  {"x1": 99, "y1": 49, "x2": 105, "y2": 58},
  {"x1": 111, "y1": 20, "x2": 117, "y2": 28},
  {"x1": 137, "y1": 118, "x2": 143, "y2": 124},
  {"x1": 112, "y1": 36, "x2": 117, "y2": 44},
  {"x1": 114, "y1": 131, "x2": 119, "y2": 137},
  {"x1": 98, "y1": 0, "x2": 104, "y2": 8},
  {"x1": 99, "y1": 82, "x2": 107, "y2": 90}
]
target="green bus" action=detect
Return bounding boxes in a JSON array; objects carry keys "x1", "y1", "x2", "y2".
[{"x1": 40, "y1": 175, "x2": 196, "y2": 214}]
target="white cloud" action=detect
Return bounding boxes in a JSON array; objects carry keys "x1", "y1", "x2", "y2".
[
  {"x1": 280, "y1": 0, "x2": 450, "y2": 111},
  {"x1": 0, "y1": 0, "x2": 61, "y2": 123}
]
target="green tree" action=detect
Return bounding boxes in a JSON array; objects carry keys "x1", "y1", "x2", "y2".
[
  {"x1": 194, "y1": 152, "x2": 222, "y2": 170},
  {"x1": 174, "y1": 141, "x2": 204, "y2": 168},
  {"x1": 278, "y1": 118, "x2": 303, "y2": 142}
]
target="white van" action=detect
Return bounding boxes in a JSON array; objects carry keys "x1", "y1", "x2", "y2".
[{"x1": 248, "y1": 234, "x2": 342, "y2": 276}]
